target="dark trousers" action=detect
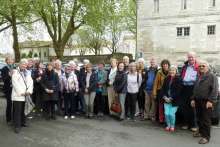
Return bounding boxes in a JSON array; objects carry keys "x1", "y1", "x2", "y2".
[
  {"x1": 13, "y1": 101, "x2": 25, "y2": 129},
  {"x1": 5, "y1": 90, "x2": 12, "y2": 122},
  {"x1": 181, "y1": 85, "x2": 197, "y2": 128},
  {"x1": 44, "y1": 101, "x2": 56, "y2": 118},
  {"x1": 126, "y1": 93, "x2": 138, "y2": 119},
  {"x1": 63, "y1": 92, "x2": 76, "y2": 116},
  {"x1": 96, "y1": 92, "x2": 105, "y2": 114},
  {"x1": 195, "y1": 100, "x2": 212, "y2": 140},
  {"x1": 76, "y1": 90, "x2": 85, "y2": 113},
  {"x1": 137, "y1": 89, "x2": 145, "y2": 113}
]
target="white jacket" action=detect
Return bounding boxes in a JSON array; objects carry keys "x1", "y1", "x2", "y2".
[
  {"x1": 11, "y1": 68, "x2": 33, "y2": 101},
  {"x1": 61, "y1": 72, "x2": 79, "y2": 93}
]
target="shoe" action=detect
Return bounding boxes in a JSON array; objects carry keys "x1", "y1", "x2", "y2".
[
  {"x1": 181, "y1": 126, "x2": 188, "y2": 130},
  {"x1": 22, "y1": 124, "x2": 29, "y2": 127},
  {"x1": 70, "y1": 115, "x2": 75, "y2": 119},
  {"x1": 14, "y1": 128, "x2": 20, "y2": 134},
  {"x1": 64, "y1": 116, "x2": 68, "y2": 119},
  {"x1": 198, "y1": 138, "x2": 209, "y2": 144},
  {"x1": 193, "y1": 132, "x2": 201, "y2": 137},
  {"x1": 170, "y1": 127, "x2": 175, "y2": 132},
  {"x1": 191, "y1": 127, "x2": 198, "y2": 132},
  {"x1": 165, "y1": 127, "x2": 170, "y2": 131}
]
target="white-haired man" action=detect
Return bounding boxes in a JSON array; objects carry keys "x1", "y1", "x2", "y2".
[
  {"x1": 191, "y1": 60, "x2": 218, "y2": 144},
  {"x1": 12, "y1": 59, "x2": 33, "y2": 133},
  {"x1": 180, "y1": 51, "x2": 199, "y2": 132}
]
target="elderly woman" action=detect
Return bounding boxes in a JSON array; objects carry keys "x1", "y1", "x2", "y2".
[
  {"x1": 161, "y1": 66, "x2": 182, "y2": 132},
  {"x1": 136, "y1": 58, "x2": 146, "y2": 119},
  {"x1": 153, "y1": 59, "x2": 170, "y2": 123},
  {"x1": 12, "y1": 59, "x2": 33, "y2": 133},
  {"x1": 62, "y1": 64, "x2": 79, "y2": 119},
  {"x1": 126, "y1": 62, "x2": 142, "y2": 120},
  {"x1": 41, "y1": 63, "x2": 59, "y2": 120},
  {"x1": 191, "y1": 60, "x2": 219, "y2": 144},
  {"x1": 107, "y1": 58, "x2": 118, "y2": 115},
  {"x1": 113, "y1": 62, "x2": 127, "y2": 120},
  {"x1": 82, "y1": 63, "x2": 98, "y2": 118}
]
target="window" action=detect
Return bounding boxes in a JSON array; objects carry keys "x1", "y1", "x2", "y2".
[
  {"x1": 177, "y1": 27, "x2": 182, "y2": 36},
  {"x1": 207, "y1": 25, "x2": 216, "y2": 35},
  {"x1": 177, "y1": 27, "x2": 190, "y2": 36},
  {"x1": 212, "y1": 0, "x2": 216, "y2": 7},
  {"x1": 181, "y1": 0, "x2": 187, "y2": 10},
  {"x1": 154, "y1": 0, "x2": 159, "y2": 13}
]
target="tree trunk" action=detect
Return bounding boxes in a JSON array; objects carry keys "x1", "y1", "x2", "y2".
[
  {"x1": 54, "y1": 43, "x2": 64, "y2": 60},
  {"x1": 11, "y1": 5, "x2": 20, "y2": 62}
]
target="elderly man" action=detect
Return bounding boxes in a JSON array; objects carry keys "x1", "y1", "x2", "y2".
[
  {"x1": 191, "y1": 60, "x2": 218, "y2": 144},
  {"x1": 1, "y1": 56, "x2": 15, "y2": 124},
  {"x1": 123, "y1": 56, "x2": 130, "y2": 72},
  {"x1": 180, "y1": 51, "x2": 199, "y2": 131},
  {"x1": 12, "y1": 59, "x2": 33, "y2": 133}
]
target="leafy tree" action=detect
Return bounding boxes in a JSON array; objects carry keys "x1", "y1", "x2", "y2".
[
  {"x1": 0, "y1": 0, "x2": 39, "y2": 62},
  {"x1": 33, "y1": 0, "x2": 109, "y2": 59}
]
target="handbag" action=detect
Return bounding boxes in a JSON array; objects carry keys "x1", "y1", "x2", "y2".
[{"x1": 110, "y1": 94, "x2": 121, "y2": 113}]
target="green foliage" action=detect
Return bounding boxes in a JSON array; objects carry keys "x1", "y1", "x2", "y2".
[
  {"x1": 21, "y1": 53, "x2": 27, "y2": 58},
  {"x1": 28, "y1": 50, "x2": 33, "y2": 58}
]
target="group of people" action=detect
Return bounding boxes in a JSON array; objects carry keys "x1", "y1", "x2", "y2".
[{"x1": 1, "y1": 51, "x2": 219, "y2": 144}]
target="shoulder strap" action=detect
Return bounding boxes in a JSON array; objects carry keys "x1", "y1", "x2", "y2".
[{"x1": 18, "y1": 69, "x2": 29, "y2": 90}]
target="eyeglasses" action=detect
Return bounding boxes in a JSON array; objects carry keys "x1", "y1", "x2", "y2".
[{"x1": 199, "y1": 65, "x2": 206, "y2": 68}]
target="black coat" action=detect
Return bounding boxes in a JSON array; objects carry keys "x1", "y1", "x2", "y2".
[
  {"x1": 161, "y1": 75, "x2": 182, "y2": 106},
  {"x1": 113, "y1": 70, "x2": 127, "y2": 93},
  {"x1": 1, "y1": 66, "x2": 12, "y2": 94},
  {"x1": 81, "y1": 71, "x2": 98, "y2": 93},
  {"x1": 41, "y1": 70, "x2": 59, "y2": 101}
]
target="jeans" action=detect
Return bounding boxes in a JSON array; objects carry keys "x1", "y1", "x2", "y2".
[
  {"x1": 164, "y1": 103, "x2": 178, "y2": 128},
  {"x1": 118, "y1": 93, "x2": 126, "y2": 119},
  {"x1": 84, "y1": 92, "x2": 96, "y2": 116},
  {"x1": 126, "y1": 93, "x2": 138, "y2": 119}
]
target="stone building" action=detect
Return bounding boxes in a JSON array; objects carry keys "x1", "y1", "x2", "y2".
[{"x1": 137, "y1": 0, "x2": 220, "y2": 66}]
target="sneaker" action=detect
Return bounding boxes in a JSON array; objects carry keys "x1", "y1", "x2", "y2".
[
  {"x1": 170, "y1": 127, "x2": 175, "y2": 132},
  {"x1": 198, "y1": 138, "x2": 209, "y2": 144},
  {"x1": 191, "y1": 127, "x2": 198, "y2": 132},
  {"x1": 165, "y1": 127, "x2": 170, "y2": 131},
  {"x1": 181, "y1": 126, "x2": 188, "y2": 130},
  {"x1": 64, "y1": 116, "x2": 68, "y2": 119},
  {"x1": 70, "y1": 115, "x2": 75, "y2": 119}
]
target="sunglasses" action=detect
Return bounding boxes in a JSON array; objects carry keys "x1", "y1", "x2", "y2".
[{"x1": 199, "y1": 65, "x2": 206, "y2": 68}]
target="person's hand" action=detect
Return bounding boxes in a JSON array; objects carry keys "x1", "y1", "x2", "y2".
[
  {"x1": 25, "y1": 92, "x2": 31, "y2": 96},
  {"x1": 85, "y1": 88, "x2": 88, "y2": 93},
  {"x1": 21, "y1": 93, "x2": 26, "y2": 96},
  {"x1": 191, "y1": 100, "x2": 195, "y2": 108},
  {"x1": 164, "y1": 97, "x2": 171, "y2": 103},
  {"x1": 36, "y1": 77, "x2": 41, "y2": 82},
  {"x1": 206, "y1": 101, "x2": 213, "y2": 109},
  {"x1": 45, "y1": 89, "x2": 50, "y2": 93}
]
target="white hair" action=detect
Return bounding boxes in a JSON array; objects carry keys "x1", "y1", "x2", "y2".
[
  {"x1": 187, "y1": 51, "x2": 196, "y2": 57},
  {"x1": 83, "y1": 59, "x2": 90, "y2": 65},
  {"x1": 55, "y1": 59, "x2": 62, "y2": 65},
  {"x1": 123, "y1": 56, "x2": 129, "y2": 60},
  {"x1": 198, "y1": 59, "x2": 210, "y2": 67},
  {"x1": 68, "y1": 60, "x2": 76, "y2": 67},
  {"x1": 19, "y1": 58, "x2": 28, "y2": 64},
  {"x1": 138, "y1": 58, "x2": 145, "y2": 63}
]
